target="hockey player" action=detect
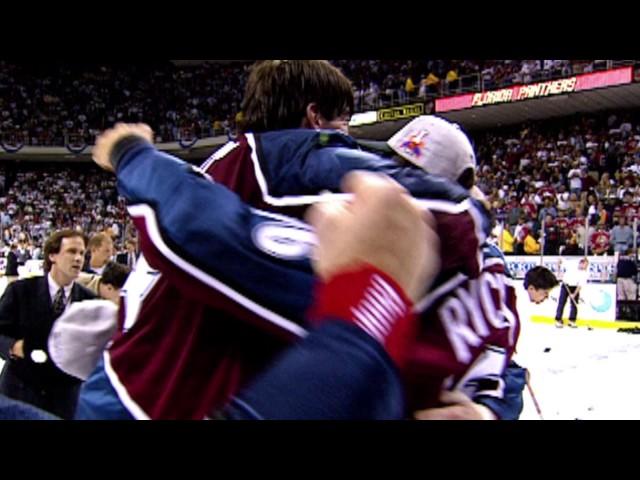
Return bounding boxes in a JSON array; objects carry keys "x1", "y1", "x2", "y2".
[
  {"x1": 77, "y1": 117, "x2": 519, "y2": 419},
  {"x1": 78, "y1": 61, "x2": 521, "y2": 420}
]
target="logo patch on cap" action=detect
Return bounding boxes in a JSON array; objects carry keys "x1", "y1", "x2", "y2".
[{"x1": 399, "y1": 131, "x2": 427, "y2": 159}]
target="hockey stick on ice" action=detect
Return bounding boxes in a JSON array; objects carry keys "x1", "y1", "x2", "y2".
[{"x1": 525, "y1": 371, "x2": 544, "y2": 420}]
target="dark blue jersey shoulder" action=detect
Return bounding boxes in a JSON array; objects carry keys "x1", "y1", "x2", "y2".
[{"x1": 254, "y1": 130, "x2": 473, "y2": 204}]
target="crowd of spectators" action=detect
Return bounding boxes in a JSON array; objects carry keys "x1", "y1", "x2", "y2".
[
  {"x1": 0, "y1": 164, "x2": 134, "y2": 263},
  {"x1": 2, "y1": 107, "x2": 640, "y2": 261},
  {"x1": 329, "y1": 59, "x2": 618, "y2": 110},
  {"x1": 0, "y1": 60, "x2": 624, "y2": 148},
  {"x1": 1, "y1": 60, "x2": 639, "y2": 263},
  {"x1": 0, "y1": 61, "x2": 249, "y2": 147},
  {"x1": 475, "y1": 109, "x2": 640, "y2": 256}
]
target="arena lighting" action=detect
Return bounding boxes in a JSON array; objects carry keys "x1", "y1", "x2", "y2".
[
  {"x1": 349, "y1": 111, "x2": 378, "y2": 126},
  {"x1": 435, "y1": 67, "x2": 633, "y2": 113}
]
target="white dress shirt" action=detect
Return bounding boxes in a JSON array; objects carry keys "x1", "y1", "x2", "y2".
[{"x1": 47, "y1": 274, "x2": 73, "y2": 313}]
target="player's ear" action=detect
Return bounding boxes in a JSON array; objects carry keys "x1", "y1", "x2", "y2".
[{"x1": 302, "y1": 103, "x2": 322, "y2": 130}]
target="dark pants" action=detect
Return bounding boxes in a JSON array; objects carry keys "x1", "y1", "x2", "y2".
[
  {"x1": 0, "y1": 363, "x2": 80, "y2": 420},
  {"x1": 555, "y1": 284, "x2": 580, "y2": 322}
]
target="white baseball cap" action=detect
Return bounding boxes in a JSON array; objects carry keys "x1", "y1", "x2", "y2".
[
  {"x1": 48, "y1": 299, "x2": 118, "y2": 381},
  {"x1": 387, "y1": 115, "x2": 476, "y2": 182}
]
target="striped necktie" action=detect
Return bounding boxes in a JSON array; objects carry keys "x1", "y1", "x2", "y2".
[{"x1": 52, "y1": 287, "x2": 66, "y2": 318}]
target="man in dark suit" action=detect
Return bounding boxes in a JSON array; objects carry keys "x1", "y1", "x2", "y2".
[
  {"x1": 0, "y1": 229, "x2": 96, "y2": 419},
  {"x1": 4, "y1": 243, "x2": 19, "y2": 284}
]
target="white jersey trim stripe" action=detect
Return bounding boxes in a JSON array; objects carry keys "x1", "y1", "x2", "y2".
[
  {"x1": 200, "y1": 141, "x2": 240, "y2": 171},
  {"x1": 414, "y1": 198, "x2": 473, "y2": 215},
  {"x1": 414, "y1": 272, "x2": 468, "y2": 313},
  {"x1": 226, "y1": 397, "x2": 265, "y2": 420},
  {"x1": 483, "y1": 258, "x2": 506, "y2": 269},
  {"x1": 245, "y1": 133, "x2": 477, "y2": 212},
  {"x1": 246, "y1": 133, "x2": 348, "y2": 206},
  {"x1": 103, "y1": 351, "x2": 151, "y2": 420},
  {"x1": 127, "y1": 204, "x2": 308, "y2": 339}
]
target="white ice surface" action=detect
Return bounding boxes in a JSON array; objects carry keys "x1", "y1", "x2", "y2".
[{"x1": 517, "y1": 296, "x2": 640, "y2": 420}]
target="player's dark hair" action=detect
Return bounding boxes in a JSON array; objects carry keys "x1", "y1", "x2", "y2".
[
  {"x1": 523, "y1": 266, "x2": 559, "y2": 290},
  {"x1": 99, "y1": 261, "x2": 131, "y2": 289},
  {"x1": 239, "y1": 60, "x2": 354, "y2": 133}
]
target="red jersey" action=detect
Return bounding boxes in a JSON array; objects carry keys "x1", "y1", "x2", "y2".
[
  {"x1": 521, "y1": 201, "x2": 537, "y2": 219},
  {"x1": 590, "y1": 230, "x2": 611, "y2": 253}
]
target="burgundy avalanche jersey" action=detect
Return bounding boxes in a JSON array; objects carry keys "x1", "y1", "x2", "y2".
[
  {"x1": 205, "y1": 131, "x2": 518, "y2": 411},
  {"x1": 101, "y1": 131, "x2": 517, "y2": 418}
]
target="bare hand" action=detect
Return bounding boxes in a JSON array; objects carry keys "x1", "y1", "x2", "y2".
[
  {"x1": 92, "y1": 123, "x2": 154, "y2": 172},
  {"x1": 413, "y1": 391, "x2": 497, "y2": 420},
  {"x1": 10, "y1": 339, "x2": 24, "y2": 359},
  {"x1": 306, "y1": 171, "x2": 441, "y2": 302}
]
